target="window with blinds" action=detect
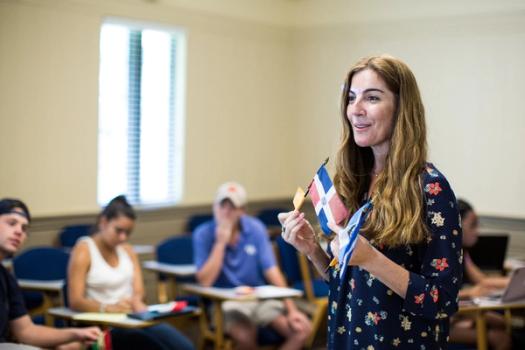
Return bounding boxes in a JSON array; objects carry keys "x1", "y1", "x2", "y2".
[{"x1": 97, "y1": 20, "x2": 186, "y2": 207}]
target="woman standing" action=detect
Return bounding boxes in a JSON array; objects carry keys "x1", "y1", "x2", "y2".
[
  {"x1": 280, "y1": 55, "x2": 462, "y2": 349},
  {"x1": 68, "y1": 195, "x2": 194, "y2": 350}
]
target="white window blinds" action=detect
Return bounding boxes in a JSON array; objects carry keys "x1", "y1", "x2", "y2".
[{"x1": 97, "y1": 21, "x2": 186, "y2": 207}]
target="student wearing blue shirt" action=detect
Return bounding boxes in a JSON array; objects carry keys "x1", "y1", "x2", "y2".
[
  {"x1": 193, "y1": 182, "x2": 312, "y2": 350},
  {"x1": 280, "y1": 55, "x2": 462, "y2": 349}
]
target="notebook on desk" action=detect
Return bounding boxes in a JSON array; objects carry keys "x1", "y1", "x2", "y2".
[
  {"x1": 474, "y1": 267, "x2": 525, "y2": 305},
  {"x1": 128, "y1": 301, "x2": 197, "y2": 321},
  {"x1": 468, "y1": 234, "x2": 509, "y2": 273}
]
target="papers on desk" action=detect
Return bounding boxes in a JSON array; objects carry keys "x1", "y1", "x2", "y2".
[
  {"x1": 73, "y1": 312, "x2": 128, "y2": 322},
  {"x1": 182, "y1": 283, "x2": 303, "y2": 300},
  {"x1": 142, "y1": 260, "x2": 197, "y2": 276},
  {"x1": 254, "y1": 285, "x2": 303, "y2": 299}
]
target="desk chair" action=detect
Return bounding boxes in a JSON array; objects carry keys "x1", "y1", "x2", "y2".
[
  {"x1": 58, "y1": 224, "x2": 93, "y2": 250},
  {"x1": 155, "y1": 235, "x2": 198, "y2": 304},
  {"x1": 195, "y1": 293, "x2": 283, "y2": 350},
  {"x1": 13, "y1": 246, "x2": 69, "y2": 325},
  {"x1": 186, "y1": 214, "x2": 213, "y2": 234},
  {"x1": 275, "y1": 236, "x2": 328, "y2": 348},
  {"x1": 256, "y1": 208, "x2": 287, "y2": 239}
]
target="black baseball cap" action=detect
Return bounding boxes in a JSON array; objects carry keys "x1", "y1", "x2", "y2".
[{"x1": 0, "y1": 198, "x2": 31, "y2": 222}]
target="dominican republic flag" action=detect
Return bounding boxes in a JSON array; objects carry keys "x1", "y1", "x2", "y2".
[{"x1": 309, "y1": 165, "x2": 349, "y2": 234}]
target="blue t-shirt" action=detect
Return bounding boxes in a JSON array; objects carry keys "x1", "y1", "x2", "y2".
[
  {"x1": 193, "y1": 215, "x2": 276, "y2": 288},
  {"x1": 327, "y1": 163, "x2": 462, "y2": 350},
  {"x1": 1, "y1": 264, "x2": 28, "y2": 342}
]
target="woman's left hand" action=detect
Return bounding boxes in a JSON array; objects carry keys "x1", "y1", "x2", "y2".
[{"x1": 328, "y1": 222, "x2": 375, "y2": 267}]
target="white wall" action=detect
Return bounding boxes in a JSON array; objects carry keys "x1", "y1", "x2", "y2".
[
  {"x1": 291, "y1": 10, "x2": 525, "y2": 218},
  {"x1": 1, "y1": 0, "x2": 524, "y2": 219}
]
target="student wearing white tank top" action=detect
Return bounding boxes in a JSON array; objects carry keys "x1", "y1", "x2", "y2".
[{"x1": 68, "y1": 196, "x2": 194, "y2": 350}]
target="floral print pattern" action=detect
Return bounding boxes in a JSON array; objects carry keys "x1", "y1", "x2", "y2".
[{"x1": 327, "y1": 163, "x2": 462, "y2": 349}]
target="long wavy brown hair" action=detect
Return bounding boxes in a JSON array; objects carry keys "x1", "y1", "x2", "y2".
[{"x1": 334, "y1": 55, "x2": 428, "y2": 246}]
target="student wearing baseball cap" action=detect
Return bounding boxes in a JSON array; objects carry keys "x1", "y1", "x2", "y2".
[
  {"x1": 0, "y1": 198, "x2": 101, "y2": 349},
  {"x1": 193, "y1": 182, "x2": 312, "y2": 350}
]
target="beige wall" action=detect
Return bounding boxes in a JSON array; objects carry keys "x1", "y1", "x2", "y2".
[
  {"x1": 1, "y1": 0, "x2": 524, "y2": 219},
  {"x1": 0, "y1": 0, "x2": 298, "y2": 217}
]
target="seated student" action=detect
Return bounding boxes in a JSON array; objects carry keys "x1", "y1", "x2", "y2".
[
  {"x1": 67, "y1": 195, "x2": 194, "y2": 350},
  {"x1": 458, "y1": 199, "x2": 510, "y2": 297},
  {"x1": 0, "y1": 198, "x2": 100, "y2": 349},
  {"x1": 193, "y1": 182, "x2": 312, "y2": 350},
  {"x1": 449, "y1": 198, "x2": 511, "y2": 350}
]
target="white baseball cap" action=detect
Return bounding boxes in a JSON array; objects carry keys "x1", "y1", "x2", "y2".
[{"x1": 215, "y1": 182, "x2": 247, "y2": 208}]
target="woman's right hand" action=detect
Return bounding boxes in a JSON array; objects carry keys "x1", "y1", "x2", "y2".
[{"x1": 278, "y1": 211, "x2": 318, "y2": 256}]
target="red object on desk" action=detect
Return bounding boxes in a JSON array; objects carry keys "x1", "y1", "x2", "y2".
[{"x1": 171, "y1": 300, "x2": 188, "y2": 312}]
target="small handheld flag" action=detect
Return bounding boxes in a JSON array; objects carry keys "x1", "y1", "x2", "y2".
[
  {"x1": 293, "y1": 187, "x2": 306, "y2": 210},
  {"x1": 338, "y1": 201, "x2": 373, "y2": 279},
  {"x1": 308, "y1": 160, "x2": 349, "y2": 235}
]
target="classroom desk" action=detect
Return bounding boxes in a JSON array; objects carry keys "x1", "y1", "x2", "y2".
[
  {"x1": 132, "y1": 244, "x2": 155, "y2": 255},
  {"x1": 18, "y1": 279, "x2": 65, "y2": 326},
  {"x1": 142, "y1": 261, "x2": 197, "y2": 277},
  {"x1": 142, "y1": 261, "x2": 197, "y2": 302},
  {"x1": 457, "y1": 299, "x2": 525, "y2": 350},
  {"x1": 182, "y1": 283, "x2": 303, "y2": 350},
  {"x1": 18, "y1": 279, "x2": 64, "y2": 292},
  {"x1": 47, "y1": 307, "x2": 155, "y2": 329}
]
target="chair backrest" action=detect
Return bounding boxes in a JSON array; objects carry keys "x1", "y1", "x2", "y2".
[
  {"x1": 58, "y1": 224, "x2": 93, "y2": 248},
  {"x1": 13, "y1": 246, "x2": 70, "y2": 280},
  {"x1": 186, "y1": 214, "x2": 213, "y2": 233},
  {"x1": 156, "y1": 235, "x2": 197, "y2": 303},
  {"x1": 156, "y1": 235, "x2": 194, "y2": 265},
  {"x1": 275, "y1": 236, "x2": 329, "y2": 302},
  {"x1": 256, "y1": 208, "x2": 286, "y2": 228},
  {"x1": 275, "y1": 235, "x2": 303, "y2": 286}
]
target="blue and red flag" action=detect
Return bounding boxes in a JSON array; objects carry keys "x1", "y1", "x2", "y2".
[{"x1": 309, "y1": 165, "x2": 349, "y2": 234}]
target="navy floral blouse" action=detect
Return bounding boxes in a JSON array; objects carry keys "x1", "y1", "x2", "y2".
[{"x1": 327, "y1": 163, "x2": 462, "y2": 350}]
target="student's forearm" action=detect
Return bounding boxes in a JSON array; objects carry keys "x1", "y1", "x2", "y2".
[
  {"x1": 70, "y1": 296, "x2": 106, "y2": 312},
  {"x1": 16, "y1": 323, "x2": 79, "y2": 347},
  {"x1": 361, "y1": 247, "x2": 409, "y2": 298},
  {"x1": 481, "y1": 276, "x2": 510, "y2": 289},
  {"x1": 196, "y1": 242, "x2": 227, "y2": 286}
]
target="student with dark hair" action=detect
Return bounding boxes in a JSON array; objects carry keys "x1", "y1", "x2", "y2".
[
  {"x1": 457, "y1": 198, "x2": 510, "y2": 295},
  {"x1": 0, "y1": 198, "x2": 101, "y2": 349},
  {"x1": 449, "y1": 198, "x2": 511, "y2": 350},
  {"x1": 68, "y1": 195, "x2": 194, "y2": 350}
]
